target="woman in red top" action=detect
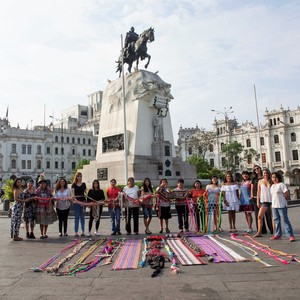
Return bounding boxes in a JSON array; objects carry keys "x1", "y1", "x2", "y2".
[
  {"x1": 106, "y1": 179, "x2": 122, "y2": 235},
  {"x1": 189, "y1": 180, "x2": 205, "y2": 232}
]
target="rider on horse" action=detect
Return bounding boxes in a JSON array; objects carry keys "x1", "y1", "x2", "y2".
[{"x1": 124, "y1": 27, "x2": 139, "y2": 59}]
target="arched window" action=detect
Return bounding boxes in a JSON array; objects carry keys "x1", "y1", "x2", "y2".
[
  {"x1": 274, "y1": 134, "x2": 279, "y2": 144},
  {"x1": 36, "y1": 160, "x2": 42, "y2": 169},
  {"x1": 55, "y1": 136, "x2": 58, "y2": 142},
  {"x1": 209, "y1": 144, "x2": 214, "y2": 152},
  {"x1": 37, "y1": 145, "x2": 42, "y2": 155},
  {"x1": 221, "y1": 143, "x2": 225, "y2": 150},
  {"x1": 260, "y1": 137, "x2": 265, "y2": 146},
  {"x1": 66, "y1": 137, "x2": 70, "y2": 143},
  {"x1": 11, "y1": 144, "x2": 17, "y2": 153},
  {"x1": 88, "y1": 138, "x2": 91, "y2": 145},
  {"x1": 72, "y1": 148, "x2": 76, "y2": 155},
  {"x1": 27, "y1": 145, "x2": 32, "y2": 154},
  {"x1": 246, "y1": 139, "x2": 251, "y2": 147},
  {"x1": 22, "y1": 144, "x2": 26, "y2": 154},
  {"x1": 291, "y1": 132, "x2": 296, "y2": 142},
  {"x1": 188, "y1": 147, "x2": 193, "y2": 155},
  {"x1": 273, "y1": 118, "x2": 277, "y2": 125},
  {"x1": 83, "y1": 138, "x2": 86, "y2": 145},
  {"x1": 72, "y1": 137, "x2": 75, "y2": 144},
  {"x1": 77, "y1": 138, "x2": 80, "y2": 144},
  {"x1": 61, "y1": 136, "x2": 64, "y2": 143}
]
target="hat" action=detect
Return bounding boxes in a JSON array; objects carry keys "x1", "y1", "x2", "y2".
[{"x1": 38, "y1": 174, "x2": 47, "y2": 184}]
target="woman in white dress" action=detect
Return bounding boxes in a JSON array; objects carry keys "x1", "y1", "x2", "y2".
[{"x1": 221, "y1": 171, "x2": 240, "y2": 232}]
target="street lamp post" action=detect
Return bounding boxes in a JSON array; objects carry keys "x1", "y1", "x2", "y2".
[{"x1": 211, "y1": 107, "x2": 234, "y2": 170}]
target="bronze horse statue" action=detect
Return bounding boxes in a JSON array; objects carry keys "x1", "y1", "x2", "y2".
[{"x1": 116, "y1": 27, "x2": 155, "y2": 77}]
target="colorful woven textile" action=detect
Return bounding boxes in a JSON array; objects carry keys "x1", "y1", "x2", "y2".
[
  {"x1": 189, "y1": 236, "x2": 235, "y2": 263},
  {"x1": 166, "y1": 238, "x2": 206, "y2": 265},
  {"x1": 111, "y1": 239, "x2": 142, "y2": 270}
]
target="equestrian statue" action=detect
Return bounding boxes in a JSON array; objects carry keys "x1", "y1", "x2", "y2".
[{"x1": 116, "y1": 27, "x2": 155, "y2": 77}]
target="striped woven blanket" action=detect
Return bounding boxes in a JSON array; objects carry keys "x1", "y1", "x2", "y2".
[{"x1": 111, "y1": 239, "x2": 142, "y2": 270}]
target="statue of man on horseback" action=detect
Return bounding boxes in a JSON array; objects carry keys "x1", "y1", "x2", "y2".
[{"x1": 116, "y1": 26, "x2": 155, "y2": 77}]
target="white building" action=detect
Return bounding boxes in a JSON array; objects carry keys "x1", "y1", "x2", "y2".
[
  {"x1": 178, "y1": 105, "x2": 300, "y2": 186},
  {"x1": 0, "y1": 92, "x2": 101, "y2": 185}
]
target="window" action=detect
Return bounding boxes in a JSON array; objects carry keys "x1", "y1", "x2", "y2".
[
  {"x1": 275, "y1": 151, "x2": 281, "y2": 162},
  {"x1": 262, "y1": 153, "x2": 266, "y2": 163},
  {"x1": 37, "y1": 145, "x2": 42, "y2": 155},
  {"x1": 83, "y1": 149, "x2": 86, "y2": 156},
  {"x1": 11, "y1": 159, "x2": 16, "y2": 168},
  {"x1": 77, "y1": 138, "x2": 80, "y2": 144},
  {"x1": 291, "y1": 133, "x2": 296, "y2": 142},
  {"x1": 46, "y1": 147, "x2": 51, "y2": 154},
  {"x1": 61, "y1": 148, "x2": 64, "y2": 155},
  {"x1": 27, "y1": 160, "x2": 31, "y2": 169},
  {"x1": 246, "y1": 139, "x2": 251, "y2": 147},
  {"x1": 67, "y1": 137, "x2": 70, "y2": 143},
  {"x1": 72, "y1": 137, "x2": 75, "y2": 144},
  {"x1": 188, "y1": 147, "x2": 192, "y2": 155},
  {"x1": 22, "y1": 160, "x2": 26, "y2": 169},
  {"x1": 209, "y1": 159, "x2": 214, "y2": 167},
  {"x1": 221, "y1": 143, "x2": 225, "y2": 150},
  {"x1": 88, "y1": 138, "x2": 91, "y2": 145},
  {"x1": 221, "y1": 157, "x2": 226, "y2": 166},
  {"x1": 165, "y1": 170, "x2": 172, "y2": 176},
  {"x1": 55, "y1": 147, "x2": 59, "y2": 155},
  {"x1": 290, "y1": 117, "x2": 294, "y2": 124},
  {"x1": 61, "y1": 136, "x2": 64, "y2": 143},
  {"x1": 88, "y1": 149, "x2": 91, "y2": 156},
  {"x1": 55, "y1": 161, "x2": 59, "y2": 169},
  {"x1": 27, "y1": 145, "x2": 32, "y2": 154},
  {"x1": 269, "y1": 119, "x2": 273, "y2": 126},
  {"x1": 22, "y1": 144, "x2": 26, "y2": 154},
  {"x1": 46, "y1": 161, "x2": 51, "y2": 169},
  {"x1": 274, "y1": 135, "x2": 279, "y2": 144},
  {"x1": 217, "y1": 128, "x2": 220, "y2": 135},
  {"x1": 260, "y1": 137, "x2": 265, "y2": 146},
  {"x1": 273, "y1": 118, "x2": 276, "y2": 125},
  {"x1": 72, "y1": 162, "x2": 76, "y2": 170},
  {"x1": 61, "y1": 161, "x2": 64, "y2": 169},
  {"x1": 55, "y1": 136, "x2": 58, "y2": 142},
  {"x1": 83, "y1": 138, "x2": 86, "y2": 145},
  {"x1": 12, "y1": 144, "x2": 17, "y2": 154},
  {"x1": 72, "y1": 148, "x2": 76, "y2": 155},
  {"x1": 37, "y1": 160, "x2": 42, "y2": 169},
  {"x1": 292, "y1": 150, "x2": 299, "y2": 160},
  {"x1": 209, "y1": 144, "x2": 214, "y2": 152}
]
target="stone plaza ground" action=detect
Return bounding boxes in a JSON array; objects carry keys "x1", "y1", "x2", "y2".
[{"x1": 0, "y1": 204, "x2": 300, "y2": 300}]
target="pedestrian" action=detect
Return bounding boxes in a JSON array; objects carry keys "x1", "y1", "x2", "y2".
[
  {"x1": 240, "y1": 171, "x2": 254, "y2": 233},
  {"x1": 35, "y1": 175, "x2": 57, "y2": 239},
  {"x1": 71, "y1": 172, "x2": 87, "y2": 237},
  {"x1": 123, "y1": 177, "x2": 140, "y2": 235},
  {"x1": 174, "y1": 178, "x2": 189, "y2": 233},
  {"x1": 106, "y1": 179, "x2": 122, "y2": 235},
  {"x1": 141, "y1": 177, "x2": 154, "y2": 235},
  {"x1": 270, "y1": 172, "x2": 295, "y2": 242},
  {"x1": 189, "y1": 180, "x2": 205, "y2": 232},
  {"x1": 87, "y1": 179, "x2": 105, "y2": 237},
  {"x1": 221, "y1": 171, "x2": 240, "y2": 232},
  {"x1": 155, "y1": 178, "x2": 172, "y2": 234},
  {"x1": 23, "y1": 179, "x2": 37, "y2": 239},
  {"x1": 54, "y1": 178, "x2": 71, "y2": 237},
  {"x1": 253, "y1": 168, "x2": 273, "y2": 238}
]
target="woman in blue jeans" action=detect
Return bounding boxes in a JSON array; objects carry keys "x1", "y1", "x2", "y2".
[
  {"x1": 270, "y1": 172, "x2": 295, "y2": 242},
  {"x1": 71, "y1": 172, "x2": 87, "y2": 237}
]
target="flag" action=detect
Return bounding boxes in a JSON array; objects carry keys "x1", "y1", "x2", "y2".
[{"x1": 6, "y1": 106, "x2": 8, "y2": 118}]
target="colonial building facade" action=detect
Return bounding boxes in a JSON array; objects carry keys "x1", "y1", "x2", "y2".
[
  {"x1": 0, "y1": 91, "x2": 102, "y2": 185},
  {"x1": 178, "y1": 106, "x2": 300, "y2": 186}
]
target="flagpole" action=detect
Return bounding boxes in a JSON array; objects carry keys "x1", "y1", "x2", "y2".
[
  {"x1": 121, "y1": 34, "x2": 128, "y2": 183},
  {"x1": 254, "y1": 84, "x2": 262, "y2": 165}
]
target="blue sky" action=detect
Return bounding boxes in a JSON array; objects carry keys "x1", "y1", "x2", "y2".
[{"x1": 1, "y1": 0, "x2": 300, "y2": 140}]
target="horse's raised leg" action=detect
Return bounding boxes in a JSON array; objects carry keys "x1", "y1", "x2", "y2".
[{"x1": 144, "y1": 54, "x2": 151, "y2": 69}]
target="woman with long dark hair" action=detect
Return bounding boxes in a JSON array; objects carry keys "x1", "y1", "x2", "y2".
[{"x1": 141, "y1": 177, "x2": 154, "y2": 234}]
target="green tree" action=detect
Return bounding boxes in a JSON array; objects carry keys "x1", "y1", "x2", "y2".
[
  {"x1": 221, "y1": 141, "x2": 244, "y2": 172},
  {"x1": 188, "y1": 155, "x2": 224, "y2": 179}
]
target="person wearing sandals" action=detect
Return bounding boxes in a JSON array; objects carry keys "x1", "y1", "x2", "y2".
[
  {"x1": 174, "y1": 178, "x2": 189, "y2": 233},
  {"x1": 35, "y1": 175, "x2": 57, "y2": 239},
  {"x1": 141, "y1": 177, "x2": 154, "y2": 235},
  {"x1": 71, "y1": 172, "x2": 87, "y2": 237},
  {"x1": 11, "y1": 178, "x2": 29, "y2": 241},
  {"x1": 253, "y1": 168, "x2": 273, "y2": 238},
  {"x1": 221, "y1": 171, "x2": 240, "y2": 232},
  {"x1": 270, "y1": 172, "x2": 295, "y2": 242},
  {"x1": 23, "y1": 179, "x2": 37, "y2": 239},
  {"x1": 155, "y1": 178, "x2": 171, "y2": 234},
  {"x1": 54, "y1": 178, "x2": 72, "y2": 237},
  {"x1": 87, "y1": 180, "x2": 105, "y2": 237}
]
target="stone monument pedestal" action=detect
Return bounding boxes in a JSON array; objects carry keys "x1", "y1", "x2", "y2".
[{"x1": 81, "y1": 70, "x2": 196, "y2": 187}]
